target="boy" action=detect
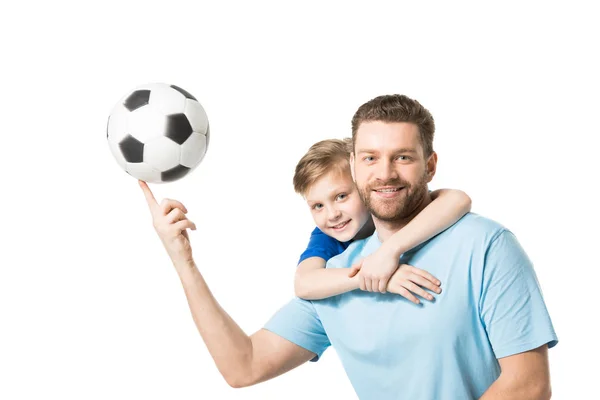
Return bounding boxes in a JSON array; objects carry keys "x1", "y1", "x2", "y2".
[{"x1": 293, "y1": 138, "x2": 471, "y2": 303}]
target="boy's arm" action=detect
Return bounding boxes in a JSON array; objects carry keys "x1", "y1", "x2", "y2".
[
  {"x1": 294, "y1": 257, "x2": 360, "y2": 300},
  {"x1": 357, "y1": 189, "x2": 472, "y2": 292}
]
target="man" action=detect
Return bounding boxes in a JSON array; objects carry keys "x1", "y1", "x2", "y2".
[{"x1": 139, "y1": 94, "x2": 557, "y2": 399}]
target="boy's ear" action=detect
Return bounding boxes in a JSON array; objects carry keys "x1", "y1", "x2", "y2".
[{"x1": 350, "y1": 152, "x2": 356, "y2": 183}]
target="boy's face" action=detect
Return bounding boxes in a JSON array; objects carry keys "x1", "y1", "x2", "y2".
[{"x1": 305, "y1": 170, "x2": 370, "y2": 242}]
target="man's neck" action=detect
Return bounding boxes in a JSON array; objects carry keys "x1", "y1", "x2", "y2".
[{"x1": 374, "y1": 192, "x2": 432, "y2": 243}]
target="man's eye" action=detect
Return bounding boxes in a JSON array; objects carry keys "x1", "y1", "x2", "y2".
[
  {"x1": 396, "y1": 155, "x2": 411, "y2": 161},
  {"x1": 336, "y1": 193, "x2": 347, "y2": 201},
  {"x1": 363, "y1": 156, "x2": 375, "y2": 162}
]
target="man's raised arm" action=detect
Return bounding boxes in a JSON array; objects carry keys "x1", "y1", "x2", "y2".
[
  {"x1": 138, "y1": 181, "x2": 315, "y2": 388},
  {"x1": 176, "y1": 259, "x2": 316, "y2": 387}
]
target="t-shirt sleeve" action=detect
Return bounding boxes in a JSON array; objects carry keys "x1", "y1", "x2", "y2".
[
  {"x1": 263, "y1": 297, "x2": 331, "y2": 361},
  {"x1": 297, "y1": 227, "x2": 344, "y2": 265},
  {"x1": 480, "y1": 230, "x2": 558, "y2": 359}
]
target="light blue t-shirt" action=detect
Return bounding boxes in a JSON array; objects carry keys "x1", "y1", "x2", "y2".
[{"x1": 264, "y1": 213, "x2": 558, "y2": 399}]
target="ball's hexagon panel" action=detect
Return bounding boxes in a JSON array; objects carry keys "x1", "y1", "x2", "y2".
[
  {"x1": 149, "y1": 85, "x2": 186, "y2": 115},
  {"x1": 119, "y1": 135, "x2": 144, "y2": 163},
  {"x1": 106, "y1": 104, "x2": 130, "y2": 143},
  {"x1": 126, "y1": 162, "x2": 162, "y2": 183},
  {"x1": 183, "y1": 99, "x2": 209, "y2": 134},
  {"x1": 180, "y1": 132, "x2": 207, "y2": 168},
  {"x1": 165, "y1": 113, "x2": 193, "y2": 145},
  {"x1": 144, "y1": 135, "x2": 181, "y2": 171},
  {"x1": 170, "y1": 85, "x2": 197, "y2": 101},
  {"x1": 162, "y1": 165, "x2": 191, "y2": 182},
  {"x1": 128, "y1": 105, "x2": 167, "y2": 144},
  {"x1": 123, "y1": 90, "x2": 150, "y2": 112}
]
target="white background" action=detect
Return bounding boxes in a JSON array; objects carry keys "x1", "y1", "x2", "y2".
[{"x1": 1, "y1": 1, "x2": 598, "y2": 399}]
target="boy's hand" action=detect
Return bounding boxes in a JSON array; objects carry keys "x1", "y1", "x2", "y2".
[
  {"x1": 386, "y1": 264, "x2": 442, "y2": 304},
  {"x1": 139, "y1": 180, "x2": 197, "y2": 265},
  {"x1": 348, "y1": 247, "x2": 400, "y2": 293}
]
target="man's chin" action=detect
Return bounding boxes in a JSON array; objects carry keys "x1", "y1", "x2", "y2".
[{"x1": 369, "y1": 208, "x2": 404, "y2": 222}]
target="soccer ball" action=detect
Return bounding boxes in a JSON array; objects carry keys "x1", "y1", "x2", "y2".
[{"x1": 106, "y1": 83, "x2": 210, "y2": 183}]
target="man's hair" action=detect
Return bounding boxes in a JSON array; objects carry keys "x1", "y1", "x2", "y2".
[
  {"x1": 351, "y1": 94, "x2": 435, "y2": 157},
  {"x1": 293, "y1": 138, "x2": 353, "y2": 195}
]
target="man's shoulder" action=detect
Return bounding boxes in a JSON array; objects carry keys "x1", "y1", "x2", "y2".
[
  {"x1": 448, "y1": 212, "x2": 508, "y2": 237},
  {"x1": 432, "y1": 212, "x2": 513, "y2": 253}
]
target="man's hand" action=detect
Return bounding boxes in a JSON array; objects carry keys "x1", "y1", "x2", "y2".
[
  {"x1": 348, "y1": 246, "x2": 400, "y2": 293},
  {"x1": 139, "y1": 180, "x2": 196, "y2": 265}
]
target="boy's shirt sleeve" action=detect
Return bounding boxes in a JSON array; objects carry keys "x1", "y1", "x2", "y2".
[
  {"x1": 297, "y1": 227, "x2": 348, "y2": 265},
  {"x1": 479, "y1": 230, "x2": 558, "y2": 359}
]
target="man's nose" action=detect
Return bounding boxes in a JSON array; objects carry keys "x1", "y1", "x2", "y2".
[{"x1": 375, "y1": 159, "x2": 398, "y2": 182}]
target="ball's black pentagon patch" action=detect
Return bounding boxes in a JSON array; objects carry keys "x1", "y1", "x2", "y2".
[
  {"x1": 170, "y1": 85, "x2": 197, "y2": 101},
  {"x1": 162, "y1": 165, "x2": 190, "y2": 182},
  {"x1": 165, "y1": 113, "x2": 193, "y2": 145},
  {"x1": 119, "y1": 135, "x2": 144, "y2": 163},
  {"x1": 124, "y1": 90, "x2": 151, "y2": 112}
]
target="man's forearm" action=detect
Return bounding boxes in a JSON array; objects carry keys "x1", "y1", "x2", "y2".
[{"x1": 174, "y1": 259, "x2": 253, "y2": 386}]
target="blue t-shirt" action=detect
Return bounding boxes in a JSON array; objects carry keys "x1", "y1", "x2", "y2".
[
  {"x1": 297, "y1": 227, "x2": 351, "y2": 264},
  {"x1": 265, "y1": 213, "x2": 558, "y2": 400}
]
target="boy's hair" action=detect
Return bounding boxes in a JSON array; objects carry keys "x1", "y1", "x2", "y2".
[
  {"x1": 351, "y1": 94, "x2": 435, "y2": 157},
  {"x1": 293, "y1": 138, "x2": 353, "y2": 195}
]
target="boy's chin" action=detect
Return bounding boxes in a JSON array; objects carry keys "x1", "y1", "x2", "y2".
[{"x1": 327, "y1": 229, "x2": 357, "y2": 243}]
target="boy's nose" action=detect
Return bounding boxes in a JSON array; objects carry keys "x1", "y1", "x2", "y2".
[{"x1": 328, "y1": 209, "x2": 342, "y2": 222}]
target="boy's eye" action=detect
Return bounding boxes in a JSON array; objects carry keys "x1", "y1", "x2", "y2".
[
  {"x1": 336, "y1": 193, "x2": 347, "y2": 201},
  {"x1": 312, "y1": 203, "x2": 323, "y2": 210}
]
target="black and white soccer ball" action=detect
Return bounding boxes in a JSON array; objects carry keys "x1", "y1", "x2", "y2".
[{"x1": 107, "y1": 83, "x2": 209, "y2": 183}]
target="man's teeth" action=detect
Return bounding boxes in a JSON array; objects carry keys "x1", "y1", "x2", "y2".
[{"x1": 376, "y1": 188, "x2": 400, "y2": 192}]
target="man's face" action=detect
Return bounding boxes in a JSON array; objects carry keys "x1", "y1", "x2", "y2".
[
  {"x1": 305, "y1": 170, "x2": 371, "y2": 242},
  {"x1": 350, "y1": 121, "x2": 436, "y2": 222}
]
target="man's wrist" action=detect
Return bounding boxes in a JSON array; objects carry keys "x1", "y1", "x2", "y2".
[{"x1": 172, "y1": 257, "x2": 197, "y2": 275}]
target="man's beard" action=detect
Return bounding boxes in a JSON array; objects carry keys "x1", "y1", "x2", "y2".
[{"x1": 357, "y1": 172, "x2": 429, "y2": 222}]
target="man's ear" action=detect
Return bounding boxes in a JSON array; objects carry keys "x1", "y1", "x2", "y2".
[
  {"x1": 350, "y1": 152, "x2": 356, "y2": 183},
  {"x1": 426, "y1": 151, "x2": 437, "y2": 183}
]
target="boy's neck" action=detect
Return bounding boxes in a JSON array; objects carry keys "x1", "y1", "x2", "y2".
[{"x1": 374, "y1": 192, "x2": 432, "y2": 243}]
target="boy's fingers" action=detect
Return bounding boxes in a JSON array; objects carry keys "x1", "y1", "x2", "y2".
[
  {"x1": 409, "y1": 275, "x2": 442, "y2": 294},
  {"x1": 348, "y1": 263, "x2": 362, "y2": 277},
  {"x1": 359, "y1": 276, "x2": 366, "y2": 291},
  {"x1": 413, "y1": 267, "x2": 441, "y2": 286},
  {"x1": 139, "y1": 180, "x2": 158, "y2": 212},
  {"x1": 396, "y1": 287, "x2": 420, "y2": 304},
  {"x1": 404, "y1": 281, "x2": 434, "y2": 301}
]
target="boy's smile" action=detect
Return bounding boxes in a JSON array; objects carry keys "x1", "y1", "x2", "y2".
[{"x1": 305, "y1": 171, "x2": 371, "y2": 242}]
